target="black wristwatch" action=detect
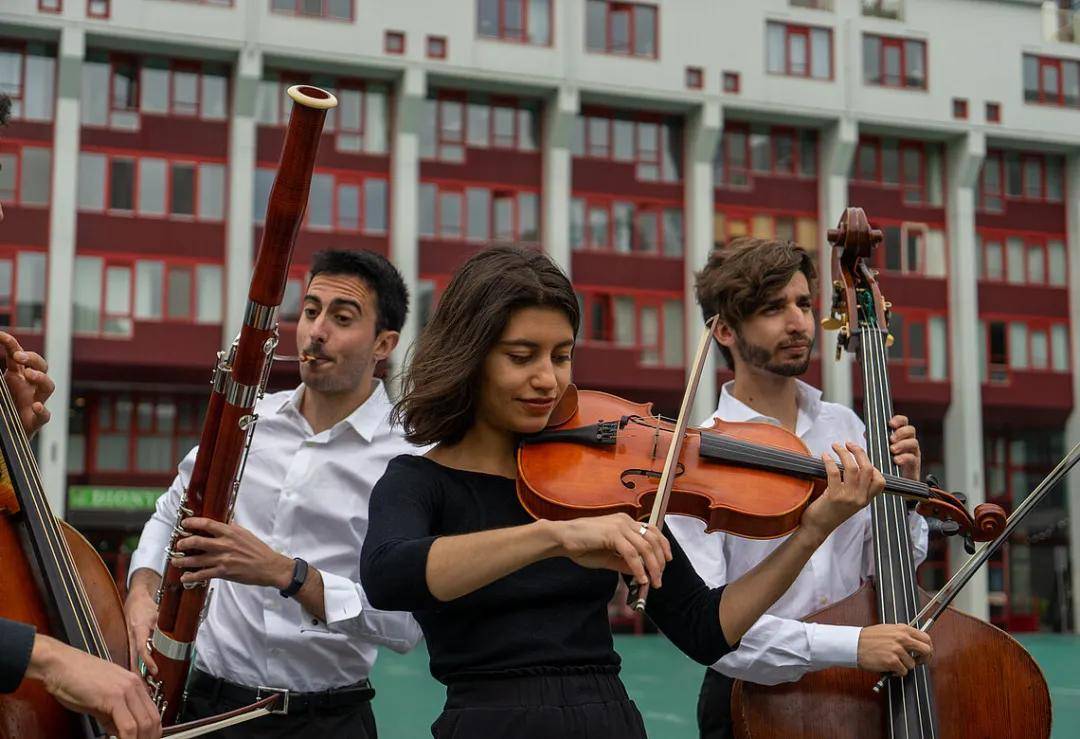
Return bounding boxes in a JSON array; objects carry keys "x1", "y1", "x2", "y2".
[{"x1": 279, "y1": 557, "x2": 309, "y2": 598}]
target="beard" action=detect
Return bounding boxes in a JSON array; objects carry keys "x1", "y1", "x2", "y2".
[
  {"x1": 298, "y1": 346, "x2": 368, "y2": 394},
  {"x1": 735, "y1": 333, "x2": 814, "y2": 377}
]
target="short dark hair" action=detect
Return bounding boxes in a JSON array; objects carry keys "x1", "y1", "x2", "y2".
[
  {"x1": 0, "y1": 95, "x2": 11, "y2": 127},
  {"x1": 308, "y1": 250, "x2": 408, "y2": 334},
  {"x1": 395, "y1": 245, "x2": 579, "y2": 446},
  {"x1": 695, "y1": 237, "x2": 818, "y2": 368}
]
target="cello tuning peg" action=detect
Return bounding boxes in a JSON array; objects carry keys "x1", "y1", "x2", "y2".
[
  {"x1": 964, "y1": 535, "x2": 976, "y2": 555},
  {"x1": 885, "y1": 334, "x2": 895, "y2": 348},
  {"x1": 821, "y1": 316, "x2": 845, "y2": 331}
]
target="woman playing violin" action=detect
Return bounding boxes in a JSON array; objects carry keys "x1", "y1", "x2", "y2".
[{"x1": 359, "y1": 244, "x2": 887, "y2": 739}]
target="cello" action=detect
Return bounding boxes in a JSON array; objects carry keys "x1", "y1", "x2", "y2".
[
  {"x1": 0, "y1": 358, "x2": 130, "y2": 738},
  {"x1": 729, "y1": 208, "x2": 1052, "y2": 738}
]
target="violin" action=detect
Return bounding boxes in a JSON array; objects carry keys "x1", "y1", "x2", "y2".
[
  {"x1": 517, "y1": 386, "x2": 1005, "y2": 545},
  {"x1": 729, "y1": 207, "x2": 1051, "y2": 739}
]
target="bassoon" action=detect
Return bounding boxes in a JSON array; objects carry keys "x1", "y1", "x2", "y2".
[{"x1": 145, "y1": 84, "x2": 337, "y2": 725}]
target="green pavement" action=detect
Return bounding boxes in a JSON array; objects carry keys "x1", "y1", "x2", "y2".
[{"x1": 370, "y1": 633, "x2": 1080, "y2": 738}]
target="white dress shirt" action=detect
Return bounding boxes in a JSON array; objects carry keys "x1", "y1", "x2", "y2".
[
  {"x1": 129, "y1": 380, "x2": 424, "y2": 692},
  {"x1": 667, "y1": 379, "x2": 928, "y2": 686}
]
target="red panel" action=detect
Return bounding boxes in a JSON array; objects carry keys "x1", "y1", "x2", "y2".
[
  {"x1": 73, "y1": 323, "x2": 221, "y2": 378},
  {"x1": 975, "y1": 201, "x2": 1066, "y2": 233},
  {"x1": 852, "y1": 366, "x2": 951, "y2": 418},
  {"x1": 3, "y1": 120, "x2": 52, "y2": 143},
  {"x1": 419, "y1": 239, "x2": 490, "y2": 276},
  {"x1": 982, "y1": 371, "x2": 1072, "y2": 421},
  {"x1": 0, "y1": 205, "x2": 49, "y2": 247},
  {"x1": 81, "y1": 117, "x2": 228, "y2": 158},
  {"x1": 849, "y1": 184, "x2": 946, "y2": 225},
  {"x1": 77, "y1": 213, "x2": 224, "y2": 259},
  {"x1": 257, "y1": 128, "x2": 390, "y2": 173},
  {"x1": 421, "y1": 148, "x2": 541, "y2": 188},
  {"x1": 254, "y1": 227, "x2": 389, "y2": 265},
  {"x1": 880, "y1": 275, "x2": 948, "y2": 311},
  {"x1": 571, "y1": 251, "x2": 683, "y2": 291},
  {"x1": 573, "y1": 344, "x2": 684, "y2": 398},
  {"x1": 573, "y1": 159, "x2": 683, "y2": 201},
  {"x1": 978, "y1": 283, "x2": 1069, "y2": 318},
  {"x1": 715, "y1": 176, "x2": 817, "y2": 213}
]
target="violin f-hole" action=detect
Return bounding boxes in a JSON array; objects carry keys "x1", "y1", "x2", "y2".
[{"x1": 620, "y1": 463, "x2": 686, "y2": 490}]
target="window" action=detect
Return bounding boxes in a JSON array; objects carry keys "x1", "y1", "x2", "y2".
[
  {"x1": 258, "y1": 73, "x2": 389, "y2": 155},
  {"x1": 0, "y1": 43, "x2": 56, "y2": 122},
  {"x1": 38, "y1": 0, "x2": 62, "y2": 11},
  {"x1": 77, "y1": 150, "x2": 227, "y2": 221},
  {"x1": 270, "y1": 0, "x2": 352, "y2": 21},
  {"x1": 685, "y1": 66, "x2": 703, "y2": 90},
  {"x1": 862, "y1": 0, "x2": 902, "y2": 19},
  {"x1": 577, "y1": 290, "x2": 684, "y2": 367},
  {"x1": 1024, "y1": 54, "x2": 1080, "y2": 108},
  {"x1": 586, "y1": 1, "x2": 658, "y2": 59},
  {"x1": 863, "y1": 34, "x2": 926, "y2": 89},
  {"x1": 852, "y1": 137, "x2": 943, "y2": 206},
  {"x1": 952, "y1": 98, "x2": 968, "y2": 119},
  {"x1": 715, "y1": 125, "x2": 817, "y2": 188},
  {"x1": 478, "y1": 0, "x2": 552, "y2": 45},
  {"x1": 573, "y1": 112, "x2": 681, "y2": 183},
  {"x1": 422, "y1": 93, "x2": 540, "y2": 161},
  {"x1": 986, "y1": 101, "x2": 1001, "y2": 123},
  {"x1": 87, "y1": 0, "x2": 110, "y2": 18},
  {"x1": 0, "y1": 251, "x2": 46, "y2": 331},
  {"x1": 385, "y1": 31, "x2": 405, "y2": 54},
  {"x1": 0, "y1": 145, "x2": 52, "y2": 207},
  {"x1": 81, "y1": 51, "x2": 139, "y2": 130},
  {"x1": 887, "y1": 310, "x2": 947, "y2": 380},
  {"x1": 570, "y1": 197, "x2": 682, "y2": 256},
  {"x1": 978, "y1": 233, "x2": 1067, "y2": 287},
  {"x1": 292, "y1": 171, "x2": 388, "y2": 234},
  {"x1": 427, "y1": 35, "x2": 448, "y2": 59},
  {"x1": 766, "y1": 22, "x2": 832, "y2": 80},
  {"x1": 978, "y1": 151, "x2": 1065, "y2": 211},
  {"x1": 980, "y1": 318, "x2": 1070, "y2": 382},
  {"x1": 89, "y1": 394, "x2": 203, "y2": 474},
  {"x1": 139, "y1": 59, "x2": 228, "y2": 120},
  {"x1": 420, "y1": 182, "x2": 539, "y2": 243},
  {"x1": 878, "y1": 223, "x2": 946, "y2": 276},
  {"x1": 723, "y1": 71, "x2": 740, "y2": 93}
]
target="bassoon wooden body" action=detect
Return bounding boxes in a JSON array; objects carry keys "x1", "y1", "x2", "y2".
[{"x1": 146, "y1": 84, "x2": 337, "y2": 725}]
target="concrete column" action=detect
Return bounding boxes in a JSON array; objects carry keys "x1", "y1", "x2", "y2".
[
  {"x1": 1064, "y1": 153, "x2": 1080, "y2": 631},
  {"x1": 684, "y1": 99, "x2": 722, "y2": 424},
  {"x1": 541, "y1": 86, "x2": 578, "y2": 276},
  {"x1": 387, "y1": 66, "x2": 426, "y2": 396},
  {"x1": 944, "y1": 131, "x2": 988, "y2": 619},
  {"x1": 817, "y1": 118, "x2": 857, "y2": 407},
  {"x1": 222, "y1": 46, "x2": 261, "y2": 346},
  {"x1": 40, "y1": 27, "x2": 84, "y2": 516}
]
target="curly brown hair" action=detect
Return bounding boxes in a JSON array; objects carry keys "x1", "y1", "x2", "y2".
[
  {"x1": 394, "y1": 245, "x2": 580, "y2": 446},
  {"x1": 694, "y1": 236, "x2": 817, "y2": 368}
]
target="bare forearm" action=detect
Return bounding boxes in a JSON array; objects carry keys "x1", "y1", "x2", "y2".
[
  {"x1": 292, "y1": 567, "x2": 326, "y2": 621},
  {"x1": 426, "y1": 520, "x2": 560, "y2": 602},
  {"x1": 719, "y1": 527, "x2": 825, "y2": 645},
  {"x1": 128, "y1": 568, "x2": 162, "y2": 601}
]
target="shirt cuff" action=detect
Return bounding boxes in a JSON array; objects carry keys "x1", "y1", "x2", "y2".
[
  {"x1": 0, "y1": 620, "x2": 36, "y2": 693},
  {"x1": 317, "y1": 569, "x2": 364, "y2": 627},
  {"x1": 808, "y1": 623, "x2": 861, "y2": 669}
]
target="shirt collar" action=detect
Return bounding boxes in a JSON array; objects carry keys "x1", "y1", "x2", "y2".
[
  {"x1": 714, "y1": 379, "x2": 823, "y2": 437},
  {"x1": 276, "y1": 380, "x2": 391, "y2": 443}
]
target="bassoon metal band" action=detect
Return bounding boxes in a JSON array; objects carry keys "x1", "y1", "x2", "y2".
[
  {"x1": 225, "y1": 377, "x2": 259, "y2": 409},
  {"x1": 152, "y1": 630, "x2": 194, "y2": 662},
  {"x1": 244, "y1": 301, "x2": 279, "y2": 332}
]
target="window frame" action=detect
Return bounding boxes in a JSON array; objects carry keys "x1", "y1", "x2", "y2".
[
  {"x1": 766, "y1": 22, "x2": 834, "y2": 81},
  {"x1": 887, "y1": 307, "x2": 948, "y2": 382},
  {"x1": 87, "y1": 0, "x2": 111, "y2": 19},
  {"x1": 477, "y1": 0, "x2": 554, "y2": 46},
  {"x1": 0, "y1": 141, "x2": 53, "y2": 209},
  {"x1": 981, "y1": 315, "x2": 1071, "y2": 382},
  {"x1": 863, "y1": 33, "x2": 927, "y2": 90},
  {"x1": 978, "y1": 150, "x2": 1065, "y2": 211},
  {"x1": 977, "y1": 230, "x2": 1068, "y2": 287},
  {"x1": 299, "y1": 169, "x2": 388, "y2": 235},
  {"x1": 420, "y1": 179, "x2": 541, "y2": 244},
  {"x1": 87, "y1": 392, "x2": 205, "y2": 475},
  {"x1": 0, "y1": 247, "x2": 48, "y2": 334},
  {"x1": 570, "y1": 194, "x2": 683, "y2": 257},
  {"x1": 575, "y1": 286, "x2": 684, "y2": 368},
  {"x1": 269, "y1": 0, "x2": 354, "y2": 22},
  {"x1": 575, "y1": 109, "x2": 681, "y2": 184},
  {"x1": 715, "y1": 124, "x2": 817, "y2": 189},
  {"x1": 585, "y1": 0, "x2": 660, "y2": 60}
]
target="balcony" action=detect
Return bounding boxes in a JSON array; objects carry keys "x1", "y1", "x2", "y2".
[{"x1": 1044, "y1": 2, "x2": 1080, "y2": 43}]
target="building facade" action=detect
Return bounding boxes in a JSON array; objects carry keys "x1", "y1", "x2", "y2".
[{"x1": 1, "y1": 0, "x2": 1078, "y2": 632}]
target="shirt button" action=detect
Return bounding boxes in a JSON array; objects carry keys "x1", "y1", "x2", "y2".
[{"x1": 311, "y1": 618, "x2": 319, "y2": 626}]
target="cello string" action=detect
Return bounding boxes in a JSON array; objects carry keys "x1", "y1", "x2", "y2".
[
  {"x1": 869, "y1": 324, "x2": 934, "y2": 738},
  {"x1": 0, "y1": 374, "x2": 109, "y2": 659}
]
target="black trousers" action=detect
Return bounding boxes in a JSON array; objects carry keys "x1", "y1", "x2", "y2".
[
  {"x1": 432, "y1": 671, "x2": 647, "y2": 739},
  {"x1": 181, "y1": 681, "x2": 377, "y2": 739},
  {"x1": 697, "y1": 668, "x2": 735, "y2": 739}
]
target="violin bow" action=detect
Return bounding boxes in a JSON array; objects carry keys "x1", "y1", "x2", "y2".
[
  {"x1": 629, "y1": 315, "x2": 718, "y2": 612},
  {"x1": 871, "y1": 439, "x2": 1080, "y2": 693}
]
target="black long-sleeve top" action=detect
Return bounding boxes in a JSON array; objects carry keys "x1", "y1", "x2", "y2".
[
  {"x1": 0, "y1": 617, "x2": 36, "y2": 693},
  {"x1": 359, "y1": 455, "x2": 733, "y2": 685}
]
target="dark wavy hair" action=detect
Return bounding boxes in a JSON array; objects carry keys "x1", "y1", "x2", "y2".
[{"x1": 395, "y1": 245, "x2": 579, "y2": 446}]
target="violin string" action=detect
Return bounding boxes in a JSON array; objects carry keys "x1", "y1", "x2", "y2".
[
  {"x1": 0, "y1": 375, "x2": 109, "y2": 660},
  {"x1": 873, "y1": 325, "x2": 936, "y2": 739},
  {"x1": 0, "y1": 377, "x2": 110, "y2": 660},
  {"x1": 867, "y1": 324, "x2": 934, "y2": 739}
]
